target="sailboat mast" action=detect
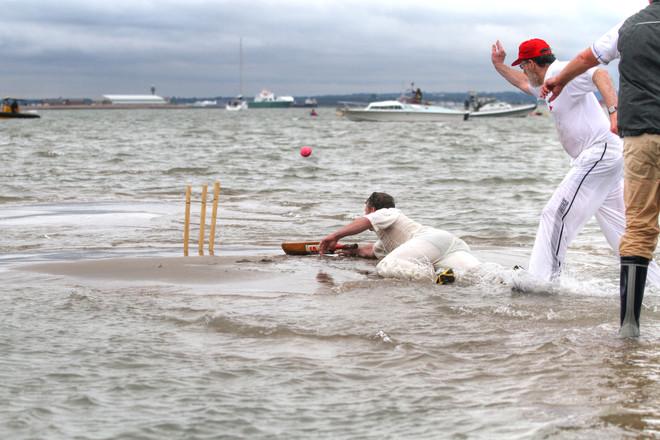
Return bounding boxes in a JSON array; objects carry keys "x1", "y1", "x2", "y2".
[{"x1": 239, "y1": 37, "x2": 243, "y2": 96}]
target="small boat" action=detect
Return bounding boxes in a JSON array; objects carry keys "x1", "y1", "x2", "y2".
[
  {"x1": 1, "y1": 98, "x2": 40, "y2": 119},
  {"x1": 342, "y1": 99, "x2": 537, "y2": 122},
  {"x1": 293, "y1": 98, "x2": 319, "y2": 108},
  {"x1": 464, "y1": 92, "x2": 537, "y2": 118},
  {"x1": 342, "y1": 100, "x2": 467, "y2": 122},
  {"x1": 226, "y1": 96, "x2": 248, "y2": 111},
  {"x1": 342, "y1": 82, "x2": 466, "y2": 122},
  {"x1": 193, "y1": 100, "x2": 219, "y2": 107},
  {"x1": 468, "y1": 101, "x2": 538, "y2": 118}
]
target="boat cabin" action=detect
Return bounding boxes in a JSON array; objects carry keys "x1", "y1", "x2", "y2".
[
  {"x1": 366, "y1": 101, "x2": 404, "y2": 111},
  {"x1": 2, "y1": 97, "x2": 20, "y2": 113},
  {"x1": 0, "y1": 97, "x2": 40, "y2": 118}
]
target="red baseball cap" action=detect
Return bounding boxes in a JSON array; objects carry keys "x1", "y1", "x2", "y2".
[{"x1": 511, "y1": 38, "x2": 553, "y2": 66}]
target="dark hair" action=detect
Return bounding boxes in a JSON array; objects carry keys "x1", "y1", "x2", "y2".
[
  {"x1": 366, "y1": 192, "x2": 395, "y2": 210},
  {"x1": 531, "y1": 53, "x2": 556, "y2": 67}
]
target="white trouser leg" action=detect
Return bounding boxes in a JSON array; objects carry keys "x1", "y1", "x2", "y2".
[
  {"x1": 529, "y1": 143, "x2": 622, "y2": 282},
  {"x1": 594, "y1": 178, "x2": 625, "y2": 252},
  {"x1": 376, "y1": 237, "x2": 436, "y2": 281},
  {"x1": 437, "y1": 250, "x2": 480, "y2": 273}
]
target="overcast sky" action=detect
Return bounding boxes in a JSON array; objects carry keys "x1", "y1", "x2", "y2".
[{"x1": 0, "y1": 0, "x2": 648, "y2": 98}]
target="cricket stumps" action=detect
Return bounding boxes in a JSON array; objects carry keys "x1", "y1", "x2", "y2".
[{"x1": 183, "y1": 181, "x2": 220, "y2": 256}]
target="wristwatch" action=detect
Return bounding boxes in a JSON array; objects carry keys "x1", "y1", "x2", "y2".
[{"x1": 607, "y1": 105, "x2": 617, "y2": 115}]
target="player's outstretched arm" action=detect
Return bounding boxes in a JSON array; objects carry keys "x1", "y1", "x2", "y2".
[{"x1": 541, "y1": 48, "x2": 599, "y2": 101}]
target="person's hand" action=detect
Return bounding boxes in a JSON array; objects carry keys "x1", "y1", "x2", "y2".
[
  {"x1": 356, "y1": 245, "x2": 375, "y2": 258},
  {"x1": 318, "y1": 234, "x2": 338, "y2": 255},
  {"x1": 336, "y1": 245, "x2": 358, "y2": 257},
  {"x1": 609, "y1": 112, "x2": 618, "y2": 135},
  {"x1": 491, "y1": 40, "x2": 506, "y2": 66},
  {"x1": 540, "y1": 76, "x2": 564, "y2": 101}
]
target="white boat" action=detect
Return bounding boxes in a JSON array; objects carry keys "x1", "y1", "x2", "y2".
[
  {"x1": 342, "y1": 100, "x2": 467, "y2": 122},
  {"x1": 226, "y1": 96, "x2": 247, "y2": 111},
  {"x1": 342, "y1": 99, "x2": 538, "y2": 122},
  {"x1": 468, "y1": 101, "x2": 538, "y2": 118},
  {"x1": 193, "y1": 100, "x2": 219, "y2": 107}
]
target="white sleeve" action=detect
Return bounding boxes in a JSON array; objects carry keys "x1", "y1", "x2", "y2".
[
  {"x1": 591, "y1": 21, "x2": 623, "y2": 65},
  {"x1": 365, "y1": 208, "x2": 399, "y2": 232},
  {"x1": 567, "y1": 66, "x2": 600, "y2": 95}
]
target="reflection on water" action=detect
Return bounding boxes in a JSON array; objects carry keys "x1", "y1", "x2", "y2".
[{"x1": 601, "y1": 344, "x2": 660, "y2": 435}]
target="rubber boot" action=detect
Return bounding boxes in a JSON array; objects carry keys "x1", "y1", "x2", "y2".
[{"x1": 619, "y1": 256, "x2": 649, "y2": 338}]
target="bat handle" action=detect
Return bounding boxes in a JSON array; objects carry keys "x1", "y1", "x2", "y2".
[{"x1": 333, "y1": 243, "x2": 358, "y2": 253}]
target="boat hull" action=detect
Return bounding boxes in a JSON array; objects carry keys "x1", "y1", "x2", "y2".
[
  {"x1": 248, "y1": 101, "x2": 292, "y2": 109},
  {"x1": 0, "y1": 111, "x2": 40, "y2": 119},
  {"x1": 226, "y1": 102, "x2": 248, "y2": 111},
  {"x1": 343, "y1": 107, "x2": 467, "y2": 122},
  {"x1": 468, "y1": 103, "x2": 537, "y2": 118},
  {"x1": 342, "y1": 100, "x2": 538, "y2": 122}
]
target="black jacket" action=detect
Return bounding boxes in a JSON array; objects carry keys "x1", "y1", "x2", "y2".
[{"x1": 618, "y1": 1, "x2": 660, "y2": 136}]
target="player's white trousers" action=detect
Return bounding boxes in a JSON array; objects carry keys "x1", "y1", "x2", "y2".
[
  {"x1": 376, "y1": 229, "x2": 479, "y2": 281},
  {"x1": 528, "y1": 141, "x2": 660, "y2": 285}
]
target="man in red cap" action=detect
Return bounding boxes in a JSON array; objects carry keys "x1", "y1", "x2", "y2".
[
  {"x1": 490, "y1": 38, "x2": 660, "y2": 289},
  {"x1": 541, "y1": 1, "x2": 660, "y2": 337}
]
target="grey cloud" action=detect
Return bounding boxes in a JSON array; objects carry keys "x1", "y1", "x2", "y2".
[{"x1": 0, "y1": 0, "x2": 639, "y2": 97}]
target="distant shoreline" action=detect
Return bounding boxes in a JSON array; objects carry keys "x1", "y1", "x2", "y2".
[
  {"x1": 20, "y1": 91, "x2": 537, "y2": 110},
  {"x1": 31, "y1": 104, "x2": 222, "y2": 110},
  {"x1": 30, "y1": 103, "x2": 334, "y2": 110}
]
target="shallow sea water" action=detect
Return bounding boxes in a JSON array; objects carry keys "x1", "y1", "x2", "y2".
[{"x1": 2, "y1": 108, "x2": 660, "y2": 439}]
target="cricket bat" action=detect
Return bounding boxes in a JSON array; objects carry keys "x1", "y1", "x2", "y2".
[{"x1": 281, "y1": 241, "x2": 358, "y2": 256}]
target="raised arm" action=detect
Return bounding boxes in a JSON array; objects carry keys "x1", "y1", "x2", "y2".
[
  {"x1": 491, "y1": 40, "x2": 534, "y2": 94},
  {"x1": 319, "y1": 217, "x2": 372, "y2": 255},
  {"x1": 592, "y1": 68, "x2": 618, "y2": 134},
  {"x1": 541, "y1": 48, "x2": 599, "y2": 101}
]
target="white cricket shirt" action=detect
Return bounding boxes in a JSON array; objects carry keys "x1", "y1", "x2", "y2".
[
  {"x1": 532, "y1": 61, "x2": 620, "y2": 158},
  {"x1": 365, "y1": 208, "x2": 425, "y2": 258}
]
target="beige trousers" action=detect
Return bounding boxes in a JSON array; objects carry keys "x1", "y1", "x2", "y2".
[{"x1": 620, "y1": 134, "x2": 660, "y2": 259}]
